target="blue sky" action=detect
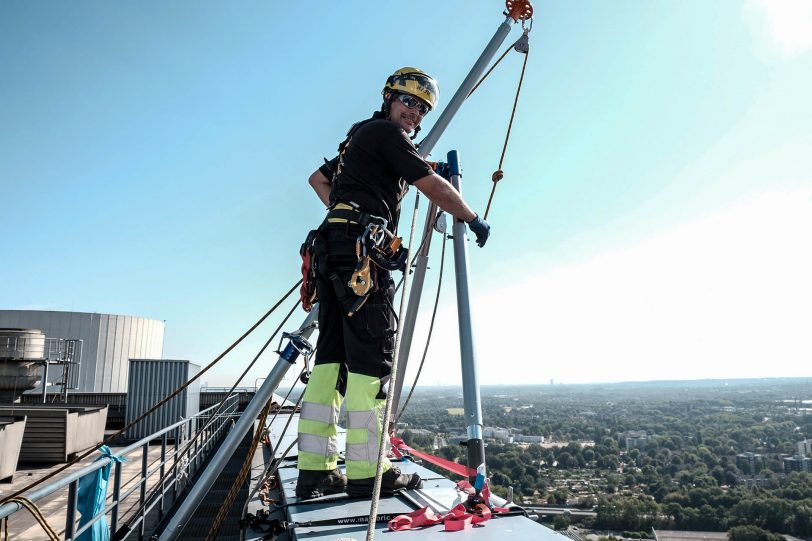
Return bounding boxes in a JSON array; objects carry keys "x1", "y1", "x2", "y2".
[{"x1": 2, "y1": 1, "x2": 810, "y2": 386}]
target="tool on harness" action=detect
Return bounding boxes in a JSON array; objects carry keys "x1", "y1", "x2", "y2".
[
  {"x1": 299, "y1": 230, "x2": 319, "y2": 312},
  {"x1": 346, "y1": 223, "x2": 376, "y2": 317},
  {"x1": 359, "y1": 217, "x2": 409, "y2": 273},
  {"x1": 349, "y1": 236, "x2": 374, "y2": 296},
  {"x1": 344, "y1": 213, "x2": 408, "y2": 317},
  {"x1": 328, "y1": 204, "x2": 409, "y2": 272}
]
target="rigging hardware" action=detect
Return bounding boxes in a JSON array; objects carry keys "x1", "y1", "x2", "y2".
[{"x1": 506, "y1": 0, "x2": 533, "y2": 22}]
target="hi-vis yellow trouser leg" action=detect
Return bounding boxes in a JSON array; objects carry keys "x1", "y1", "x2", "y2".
[
  {"x1": 344, "y1": 372, "x2": 392, "y2": 480},
  {"x1": 297, "y1": 363, "x2": 343, "y2": 470}
]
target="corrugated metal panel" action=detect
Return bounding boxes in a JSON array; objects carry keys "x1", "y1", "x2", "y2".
[
  {"x1": 0, "y1": 405, "x2": 107, "y2": 464},
  {"x1": 125, "y1": 359, "x2": 201, "y2": 441},
  {"x1": 21, "y1": 392, "x2": 127, "y2": 426},
  {"x1": 0, "y1": 310, "x2": 165, "y2": 393}
]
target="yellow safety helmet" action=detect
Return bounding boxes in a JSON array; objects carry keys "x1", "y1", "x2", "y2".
[{"x1": 383, "y1": 67, "x2": 439, "y2": 111}]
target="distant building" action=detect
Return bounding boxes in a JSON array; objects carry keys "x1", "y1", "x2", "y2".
[
  {"x1": 736, "y1": 476, "x2": 771, "y2": 488},
  {"x1": 619, "y1": 430, "x2": 652, "y2": 450},
  {"x1": 0, "y1": 309, "x2": 165, "y2": 393},
  {"x1": 798, "y1": 439, "x2": 812, "y2": 457},
  {"x1": 653, "y1": 530, "x2": 728, "y2": 541},
  {"x1": 483, "y1": 426, "x2": 511, "y2": 441},
  {"x1": 782, "y1": 455, "x2": 811, "y2": 473},
  {"x1": 402, "y1": 428, "x2": 432, "y2": 437},
  {"x1": 736, "y1": 451, "x2": 764, "y2": 473},
  {"x1": 514, "y1": 435, "x2": 545, "y2": 444}
]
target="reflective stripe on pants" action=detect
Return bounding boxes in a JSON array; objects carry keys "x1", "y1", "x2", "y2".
[
  {"x1": 297, "y1": 363, "x2": 343, "y2": 471},
  {"x1": 344, "y1": 372, "x2": 392, "y2": 479}
]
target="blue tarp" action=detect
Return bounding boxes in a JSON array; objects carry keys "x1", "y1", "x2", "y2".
[{"x1": 77, "y1": 445, "x2": 126, "y2": 541}]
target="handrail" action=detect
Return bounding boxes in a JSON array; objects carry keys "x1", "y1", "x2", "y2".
[
  {"x1": 199, "y1": 386, "x2": 256, "y2": 393},
  {"x1": 0, "y1": 396, "x2": 239, "y2": 520}
]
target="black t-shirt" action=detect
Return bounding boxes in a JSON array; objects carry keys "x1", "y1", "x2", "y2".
[{"x1": 319, "y1": 119, "x2": 433, "y2": 227}]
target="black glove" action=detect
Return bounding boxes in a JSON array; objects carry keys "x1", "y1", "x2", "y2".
[{"x1": 466, "y1": 214, "x2": 491, "y2": 247}]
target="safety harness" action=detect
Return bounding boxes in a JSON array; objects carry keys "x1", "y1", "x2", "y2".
[{"x1": 300, "y1": 202, "x2": 408, "y2": 317}]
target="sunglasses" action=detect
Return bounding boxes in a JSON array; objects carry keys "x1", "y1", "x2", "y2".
[{"x1": 396, "y1": 94, "x2": 430, "y2": 115}]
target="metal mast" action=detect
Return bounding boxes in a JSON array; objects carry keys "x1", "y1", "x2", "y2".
[
  {"x1": 390, "y1": 13, "x2": 517, "y2": 412},
  {"x1": 159, "y1": 5, "x2": 531, "y2": 537},
  {"x1": 447, "y1": 150, "x2": 487, "y2": 485}
]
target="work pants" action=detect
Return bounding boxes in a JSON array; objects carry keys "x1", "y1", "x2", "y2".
[{"x1": 297, "y1": 225, "x2": 396, "y2": 480}]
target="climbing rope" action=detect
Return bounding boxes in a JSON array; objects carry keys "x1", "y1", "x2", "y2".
[
  {"x1": 464, "y1": 19, "x2": 532, "y2": 221},
  {"x1": 206, "y1": 397, "x2": 275, "y2": 541},
  {"x1": 0, "y1": 279, "x2": 301, "y2": 505},
  {"x1": 485, "y1": 28, "x2": 530, "y2": 220},
  {"x1": 365, "y1": 187, "x2": 422, "y2": 541},
  {"x1": 395, "y1": 232, "x2": 449, "y2": 425},
  {"x1": 239, "y1": 367, "x2": 309, "y2": 527},
  {"x1": 1, "y1": 497, "x2": 59, "y2": 541}
]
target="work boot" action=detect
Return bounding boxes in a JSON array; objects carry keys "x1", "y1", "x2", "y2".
[
  {"x1": 295, "y1": 468, "x2": 347, "y2": 499},
  {"x1": 346, "y1": 466, "x2": 423, "y2": 497}
]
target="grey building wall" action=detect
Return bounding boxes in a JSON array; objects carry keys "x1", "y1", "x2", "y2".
[
  {"x1": 125, "y1": 359, "x2": 200, "y2": 441},
  {"x1": 0, "y1": 310, "x2": 165, "y2": 393}
]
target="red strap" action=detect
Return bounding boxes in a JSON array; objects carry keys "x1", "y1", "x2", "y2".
[
  {"x1": 388, "y1": 504, "x2": 495, "y2": 532},
  {"x1": 387, "y1": 507, "x2": 443, "y2": 531},
  {"x1": 388, "y1": 437, "x2": 511, "y2": 532},
  {"x1": 390, "y1": 437, "x2": 475, "y2": 478}
]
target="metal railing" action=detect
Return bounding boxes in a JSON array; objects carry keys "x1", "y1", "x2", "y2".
[
  {"x1": 0, "y1": 334, "x2": 45, "y2": 359},
  {"x1": 40, "y1": 338, "x2": 83, "y2": 402},
  {"x1": 0, "y1": 395, "x2": 240, "y2": 541},
  {"x1": 43, "y1": 338, "x2": 82, "y2": 390},
  {"x1": 199, "y1": 386, "x2": 257, "y2": 393}
]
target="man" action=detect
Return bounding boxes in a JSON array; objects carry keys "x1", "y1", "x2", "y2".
[{"x1": 296, "y1": 67, "x2": 490, "y2": 499}]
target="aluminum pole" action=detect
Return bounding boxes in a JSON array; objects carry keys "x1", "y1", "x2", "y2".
[
  {"x1": 448, "y1": 150, "x2": 485, "y2": 484},
  {"x1": 391, "y1": 15, "x2": 515, "y2": 412},
  {"x1": 158, "y1": 310, "x2": 318, "y2": 541}
]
